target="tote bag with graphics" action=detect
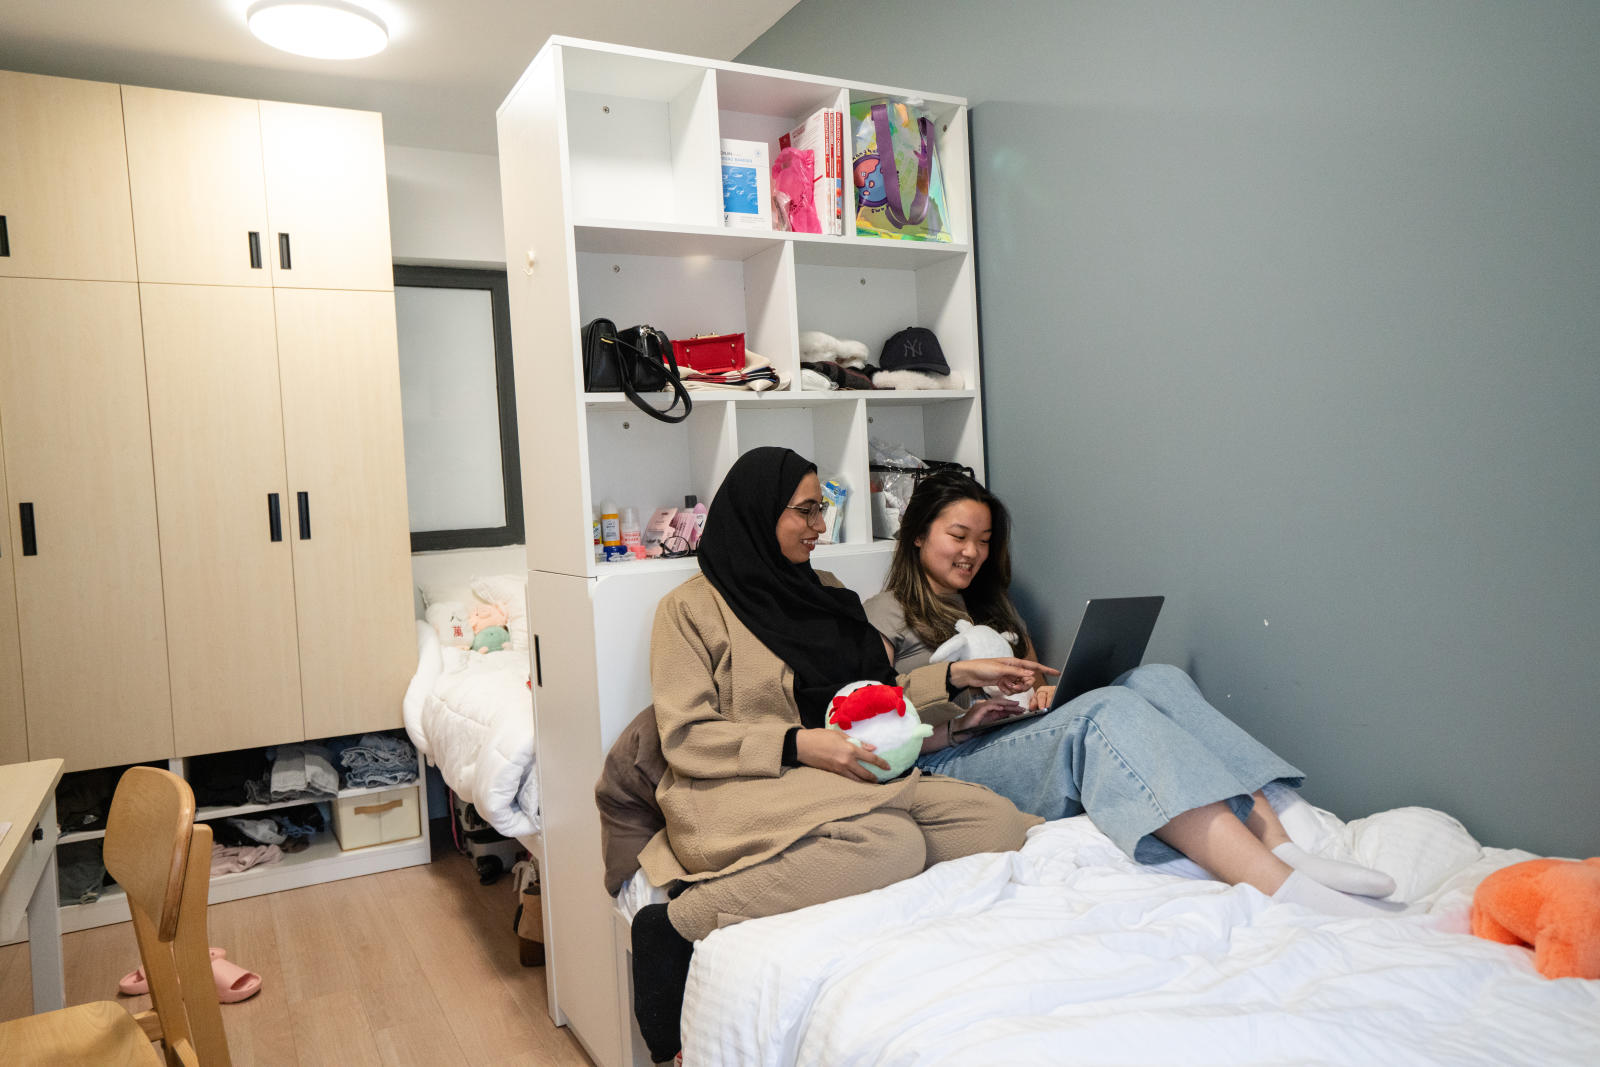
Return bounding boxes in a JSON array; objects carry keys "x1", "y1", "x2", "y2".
[{"x1": 851, "y1": 99, "x2": 953, "y2": 242}]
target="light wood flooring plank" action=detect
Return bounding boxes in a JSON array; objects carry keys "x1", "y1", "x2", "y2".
[{"x1": 0, "y1": 839, "x2": 594, "y2": 1065}]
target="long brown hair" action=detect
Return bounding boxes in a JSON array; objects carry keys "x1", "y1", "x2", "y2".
[{"x1": 884, "y1": 471, "x2": 1028, "y2": 653}]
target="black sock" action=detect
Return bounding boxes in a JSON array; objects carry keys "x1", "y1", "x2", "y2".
[{"x1": 631, "y1": 902, "x2": 694, "y2": 1063}]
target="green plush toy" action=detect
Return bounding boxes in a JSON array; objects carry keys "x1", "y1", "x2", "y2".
[
  {"x1": 826, "y1": 681, "x2": 934, "y2": 781},
  {"x1": 470, "y1": 625, "x2": 510, "y2": 654}
]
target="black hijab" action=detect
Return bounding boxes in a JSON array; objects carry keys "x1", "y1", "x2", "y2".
[{"x1": 698, "y1": 447, "x2": 897, "y2": 727}]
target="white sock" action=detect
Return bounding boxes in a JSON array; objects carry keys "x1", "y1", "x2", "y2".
[
  {"x1": 1271, "y1": 870, "x2": 1411, "y2": 919},
  {"x1": 1272, "y1": 843, "x2": 1397, "y2": 898}
]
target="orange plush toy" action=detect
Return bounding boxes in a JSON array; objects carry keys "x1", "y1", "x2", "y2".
[{"x1": 1470, "y1": 858, "x2": 1600, "y2": 979}]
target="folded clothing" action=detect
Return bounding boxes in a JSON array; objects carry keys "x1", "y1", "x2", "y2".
[
  {"x1": 211, "y1": 843, "x2": 283, "y2": 876},
  {"x1": 339, "y1": 733, "x2": 418, "y2": 788},
  {"x1": 244, "y1": 743, "x2": 340, "y2": 805}
]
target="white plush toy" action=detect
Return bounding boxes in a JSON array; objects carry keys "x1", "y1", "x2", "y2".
[
  {"x1": 929, "y1": 619, "x2": 1034, "y2": 709},
  {"x1": 826, "y1": 681, "x2": 934, "y2": 781}
]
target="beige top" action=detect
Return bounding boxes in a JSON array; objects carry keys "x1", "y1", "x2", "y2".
[{"x1": 637, "y1": 572, "x2": 960, "y2": 888}]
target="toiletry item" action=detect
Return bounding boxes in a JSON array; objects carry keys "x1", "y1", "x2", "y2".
[
  {"x1": 620, "y1": 507, "x2": 642, "y2": 552},
  {"x1": 593, "y1": 512, "x2": 602, "y2": 562},
  {"x1": 819, "y1": 478, "x2": 848, "y2": 545},
  {"x1": 668, "y1": 508, "x2": 698, "y2": 548},
  {"x1": 689, "y1": 501, "x2": 708, "y2": 547},
  {"x1": 643, "y1": 507, "x2": 678, "y2": 556},
  {"x1": 600, "y1": 499, "x2": 626, "y2": 561},
  {"x1": 630, "y1": 544, "x2": 649, "y2": 560}
]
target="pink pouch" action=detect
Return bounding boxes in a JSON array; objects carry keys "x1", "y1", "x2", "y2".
[{"x1": 772, "y1": 147, "x2": 821, "y2": 234}]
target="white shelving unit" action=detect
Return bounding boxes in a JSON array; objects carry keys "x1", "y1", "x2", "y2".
[
  {"x1": 43, "y1": 745, "x2": 430, "y2": 936},
  {"x1": 497, "y1": 37, "x2": 984, "y2": 1067}
]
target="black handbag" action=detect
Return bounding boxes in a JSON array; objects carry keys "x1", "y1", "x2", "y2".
[{"x1": 581, "y1": 318, "x2": 692, "y2": 423}]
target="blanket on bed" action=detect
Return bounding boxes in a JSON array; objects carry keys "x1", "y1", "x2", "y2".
[
  {"x1": 679, "y1": 793, "x2": 1600, "y2": 1065},
  {"x1": 403, "y1": 621, "x2": 540, "y2": 838}
]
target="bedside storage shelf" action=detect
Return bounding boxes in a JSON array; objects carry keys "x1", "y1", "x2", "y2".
[{"x1": 498, "y1": 36, "x2": 985, "y2": 1067}]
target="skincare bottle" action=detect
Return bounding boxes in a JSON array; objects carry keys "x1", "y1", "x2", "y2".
[
  {"x1": 593, "y1": 511, "x2": 602, "y2": 562},
  {"x1": 620, "y1": 507, "x2": 642, "y2": 552},
  {"x1": 600, "y1": 499, "x2": 626, "y2": 562},
  {"x1": 689, "y1": 501, "x2": 709, "y2": 547}
]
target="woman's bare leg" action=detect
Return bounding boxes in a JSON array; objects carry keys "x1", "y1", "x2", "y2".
[
  {"x1": 1244, "y1": 790, "x2": 1292, "y2": 848},
  {"x1": 1244, "y1": 790, "x2": 1397, "y2": 898},
  {"x1": 1153, "y1": 800, "x2": 1292, "y2": 894}
]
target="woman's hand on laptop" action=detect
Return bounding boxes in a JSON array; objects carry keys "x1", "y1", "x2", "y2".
[
  {"x1": 1030, "y1": 685, "x2": 1056, "y2": 711},
  {"x1": 959, "y1": 698, "x2": 1033, "y2": 732},
  {"x1": 951, "y1": 657, "x2": 1057, "y2": 695}
]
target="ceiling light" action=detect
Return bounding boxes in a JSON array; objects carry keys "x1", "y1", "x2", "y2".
[{"x1": 247, "y1": 1, "x2": 389, "y2": 60}]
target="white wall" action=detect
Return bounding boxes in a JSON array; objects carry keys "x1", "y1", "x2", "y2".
[{"x1": 386, "y1": 144, "x2": 506, "y2": 267}]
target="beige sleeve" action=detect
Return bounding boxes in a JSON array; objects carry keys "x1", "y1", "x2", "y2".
[
  {"x1": 650, "y1": 590, "x2": 793, "y2": 780},
  {"x1": 899, "y1": 661, "x2": 961, "y2": 726}
]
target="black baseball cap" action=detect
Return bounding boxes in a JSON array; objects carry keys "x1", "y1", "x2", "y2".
[{"x1": 880, "y1": 327, "x2": 949, "y2": 374}]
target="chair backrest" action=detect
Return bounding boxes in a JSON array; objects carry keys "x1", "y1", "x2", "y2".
[{"x1": 103, "y1": 766, "x2": 230, "y2": 1067}]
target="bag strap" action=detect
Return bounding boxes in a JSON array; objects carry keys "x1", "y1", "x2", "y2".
[
  {"x1": 617, "y1": 327, "x2": 693, "y2": 424},
  {"x1": 870, "y1": 103, "x2": 935, "y2": 229}
]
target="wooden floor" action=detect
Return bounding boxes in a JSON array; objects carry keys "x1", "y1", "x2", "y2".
[{"x1": 0, "y1": 834, "x2": 594, "y2": 1066}]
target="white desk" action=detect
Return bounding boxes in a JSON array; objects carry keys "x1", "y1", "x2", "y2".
[{"x1": 0, "y1": 759, "x2": 65, "y2": 1014}]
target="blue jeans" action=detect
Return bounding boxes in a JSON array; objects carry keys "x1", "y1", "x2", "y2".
[{"x1": 916, "y1": 663, "x2": 1304, "y2": 864}]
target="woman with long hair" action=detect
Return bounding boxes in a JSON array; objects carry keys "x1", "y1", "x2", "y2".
[{"x1": 864, "y1": 470, "x2": 1404, "y2": 916}]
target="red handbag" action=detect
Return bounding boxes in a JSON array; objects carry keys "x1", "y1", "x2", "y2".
[{"x1": 671, "y1": 333, "x2": 745, "y2": 374}]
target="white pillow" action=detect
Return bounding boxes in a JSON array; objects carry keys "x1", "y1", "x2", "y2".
[
  {"x1": 470, "y1": 573, "x2": 529, "y2": 651},
  {"x1": 424, "y1": 601, "x2": 473, "y2": 648}
]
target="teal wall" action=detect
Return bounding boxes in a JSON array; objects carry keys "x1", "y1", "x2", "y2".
[{"x1": 742, "y1": 1, "x2": 1600, "y2": 857}]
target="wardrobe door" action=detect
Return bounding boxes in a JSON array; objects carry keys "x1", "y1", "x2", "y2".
[
  {"x1": 274, "y1": 289, "x2": 414, "y2": 737},
  {"x1": 0, "y1": 72, "x2": 137, "y2": 283},
  {"x1": 140, "y1": 284, "x2": 306, "y2": 755},
  {"x1": 0, "y1": 278, "x2": 173, "y2": 770},
  {"x1": 0, "y1": 431, "x2": 26, "y2": 764},
  {"x1": 259, "y1": 101, "x2": 394, "y2": 292},
  {"x1": 121, "y1": 86, "x2": 272, "y2": 287}
]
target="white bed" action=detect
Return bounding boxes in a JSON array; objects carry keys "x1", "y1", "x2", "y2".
[
  {"x1": 405, "y1": 620, "x2": 540, "y2": 838},
  {"x1": 405, "y1": 548, "x2": 542, "y2": 840},
  {"x1": 663, "y1": 789, "x2": 1600, "y2": 1065}
]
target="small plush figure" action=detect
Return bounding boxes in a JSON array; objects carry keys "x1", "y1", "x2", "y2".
[
  {"x1": 826, "y1": 681, "x2": 933, "y2": 781},
  {"x1": 1470, "y1": 857, "x2": 1600, "y2": 979},
  {"x1": 470, "y1": 625, "x2": 510, "y2": 654},
  {"x1": 929, "y1": 620, "x2": 1034, "y2": 710},
  {"x1": 467, "y1": 602, "x2": 508, "y2": 635},
  {"x1": 798, "y1": 329, "x2": 870, "y2": 368}
]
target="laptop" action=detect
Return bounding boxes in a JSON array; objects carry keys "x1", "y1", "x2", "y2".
[{"x1": 962, "y1": 596, "x2": 1165, "y2": 734}]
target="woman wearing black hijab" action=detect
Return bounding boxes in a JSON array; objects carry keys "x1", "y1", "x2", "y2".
[{"x1": 629, "y1": 446, "x2": 1047, "y2": 1063}]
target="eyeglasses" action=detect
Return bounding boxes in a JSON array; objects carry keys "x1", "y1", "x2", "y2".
[{"x1": 783, "y1": 500, "x2": 831, "y2": 526}]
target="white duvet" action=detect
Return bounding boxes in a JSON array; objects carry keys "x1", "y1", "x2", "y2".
[
  {"x1": 680, "y1": 791, "x2": 1600, "y2": 1066},
  {"x1": 403, "y1": 621, "x2": 540, "y2": 838}
]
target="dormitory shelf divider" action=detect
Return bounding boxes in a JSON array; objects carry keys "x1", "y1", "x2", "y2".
[{"x1": 497, "y1": 37, "x2": 985, "y2": 1067}]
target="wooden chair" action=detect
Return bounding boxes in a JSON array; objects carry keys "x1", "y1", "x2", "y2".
[{"x1": 0, "y1": 766, "x2": 230, "y2": 1066}]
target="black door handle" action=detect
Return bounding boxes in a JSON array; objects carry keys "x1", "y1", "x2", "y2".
[
  {"x1": 533, "y1": 635, "x2": 542, "y2": 687},
  {"x1": 296, "y1": 491, "x2": 311, "y2": 540},
  {"x1": 0, "y1": 215, "x2": 10, "y2": 257},
  {"x1": 278, "y1": 232, "x2": 292, "y2": 270},
  {"x1": 19, "y1": 502, "x2": 36, "y2": 556},
  {"x1": 268, "y1": 492, "x2": 282, "y2": 542},
  {"x1": 249, "y1": 231, "x2": 263, "y2": 269}
]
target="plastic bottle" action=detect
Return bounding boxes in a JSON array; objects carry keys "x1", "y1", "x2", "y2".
[
  {"x1": 620, "y1": 507, "x2": 642, "y2": 552},
  {"x1": 599, "y1": 499, "x2": 623, "y2": 562},
  {"x1": 689, "y1": 500, "x2": 709, "y2": 547},
  {"x1": 593, "y1": 511, "x2": 602, "y2": 562}
]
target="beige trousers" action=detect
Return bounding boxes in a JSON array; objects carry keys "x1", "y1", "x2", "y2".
[{"x1": 666, "y1": 775, "x2": 1041, "y2": 942}]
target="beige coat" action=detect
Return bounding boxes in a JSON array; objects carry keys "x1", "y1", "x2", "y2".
[{"x1": 638, "y1": 572, "x2": 962, "y2": 888}]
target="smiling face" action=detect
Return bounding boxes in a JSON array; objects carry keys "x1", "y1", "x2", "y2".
[
  {"x1": 916, "y1": 498, "x2": 992, "y2": 596},
  {"x1": 776, "y1": 471, "x2": 825, "y2": 563}
]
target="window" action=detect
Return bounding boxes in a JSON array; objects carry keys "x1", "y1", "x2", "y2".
[{"x1": 394, "y1": 265, "x2": 523, "y2": 550}]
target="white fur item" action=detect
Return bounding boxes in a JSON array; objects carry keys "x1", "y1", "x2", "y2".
[
  {"x1": 929, "y1": 620, "x2": 1033, "y2": 708},
  {"x1": 799, "y1": 329, "x2": 870, "y2": 368},
  {"x1": 872, "y1": 368, "x2": 960, "y2": 390}
]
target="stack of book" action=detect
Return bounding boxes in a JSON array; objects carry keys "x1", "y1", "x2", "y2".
[{"x1": 779, "y1": 107, "x2": 844, "y2": 236}]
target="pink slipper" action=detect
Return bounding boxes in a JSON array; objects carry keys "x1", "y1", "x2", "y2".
[
  {"x1": 211, "y1": 956, "x2": 261, "y2": 1003},
  {"x1": 118, "y1": 947, "x2": 226, "y2": 996}
]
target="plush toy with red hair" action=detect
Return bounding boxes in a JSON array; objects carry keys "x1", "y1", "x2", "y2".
[
  {"x1": 1470, "y1": 857, "x2": 1600, "y2": 979},
  {"x1": 826, "y1": 681, "x2": 934, "y2": 782}
]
